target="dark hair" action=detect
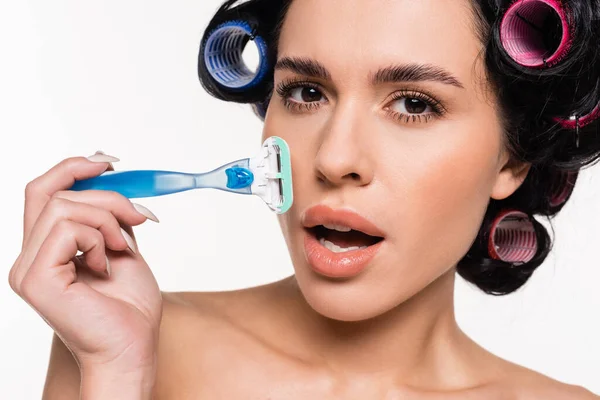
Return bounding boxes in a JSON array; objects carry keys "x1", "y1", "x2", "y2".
[{"x1": 198, "y1": 0, "x2": 600, "y2": 295}]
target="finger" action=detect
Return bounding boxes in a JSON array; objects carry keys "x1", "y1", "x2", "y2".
[
  {"x1": 54, "y1": 188, "x2": 159, "y2": 242},
  {"x1": 23, "y1": 154, "x2": 119, "y2": 244},
  {"x1": 18, "y1": 222, "x2": 116, "y2": 336},
  {"x1": 78, "y1": 154, "x2": 145, "y2": 245},
  {"x1": 56, "y1": 190, "x2": 156, "y2": 226},
  {"x1": 89, "y1": 155, "x2": 143, "y2": 243},
  {"x1": 64, "y1": 153, "x2": 158, "y2": 243},
  {"x1": 18, "y1": 220, "x2": 109, "y2": 301},
  {"x1": 72, "y1": 254, "x2": 108, "y2": 285},
  {"x1": 27, "y1": 195, "x2": 138, "y2": 252},
  {"x1": 15, "y1": 197, "x2": 140, "y2": 287}
]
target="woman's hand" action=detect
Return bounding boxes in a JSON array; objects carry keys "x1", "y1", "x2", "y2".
[{"x1": 8, "y1": 152, "x2": 163, "y2": 393}]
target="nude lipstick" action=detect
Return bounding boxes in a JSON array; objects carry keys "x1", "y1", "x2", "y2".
[{"x1": 302, "y1": 205, "x2": 385, "y2": 278}]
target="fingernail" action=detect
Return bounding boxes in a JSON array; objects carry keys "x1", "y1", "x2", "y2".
[
  {"x1": 105, "y1": 256, "x2": 111, "y2": 277},
  {"x1": 120, "y1": 228, "x2": 137, "y2": 254},
  {"x1": 132, "y1": 203, "x2": 160, "y2": 222},
  {"x1": 87, "y1": 153, "x2": 120, "y2": 163},
  {"x1": 94, "y1": 151, "x2": 116, "y2": 170}
]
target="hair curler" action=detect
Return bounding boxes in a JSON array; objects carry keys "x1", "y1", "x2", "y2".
[
  {"x1": 488, "y1": 210, "x2": 538, "y2": 264},
  {"x1": 499, "y1": 0, "x2": 573, "y2": 68}
]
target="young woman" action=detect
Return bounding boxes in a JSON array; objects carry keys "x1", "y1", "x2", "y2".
[{"x1": 9, "y1": 0, "x2": 600, "y2": 398}]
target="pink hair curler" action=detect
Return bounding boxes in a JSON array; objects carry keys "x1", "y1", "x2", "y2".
[
  {"x1": 549, "y1": 169, "x2": 578, "y2": 207},
  {"x1": 488, "y1": 210, "x2": 538, "y2": 264},
  {"x1": 500, "y1": 0, "x2": 573, "y2": 68},
  {"x1": 553, "y1": 104, "x2": 600, "y2": 129}
]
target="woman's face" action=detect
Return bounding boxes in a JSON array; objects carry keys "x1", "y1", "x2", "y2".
[{"x1": 263, "y1": 0, "x2": 529, "y2": 321}]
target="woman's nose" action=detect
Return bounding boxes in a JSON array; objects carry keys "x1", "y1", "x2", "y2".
[{"x1": 313, "y1": 105, "x2": 375, "y2": 188}]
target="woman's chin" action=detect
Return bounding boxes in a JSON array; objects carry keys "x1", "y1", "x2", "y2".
[
  {"x1": 292, "y1": 272, "x2": 400, "y2": 322},
  {"x1": 308, "y1": 293, "x2": 394, "y2": 322}
]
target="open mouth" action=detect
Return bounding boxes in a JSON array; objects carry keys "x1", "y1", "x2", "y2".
[{"x1": 307, "y1": 225, "x2": 384, "y2": 253}]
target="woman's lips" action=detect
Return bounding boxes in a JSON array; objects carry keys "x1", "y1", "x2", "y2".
[
  {"x1": 303, "y1": 229, "x2": 383, "y2": 278},
  {"x1": 302, "y1": 205, "x2": 386, "y2": 238},
  {"x1": 301, "y1": 204, "x2": 385, "y2": 278}
]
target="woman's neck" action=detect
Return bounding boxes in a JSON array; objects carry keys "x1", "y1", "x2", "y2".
[{"x1": 279, "y1": 269, "x2": 492, "y2": 390}]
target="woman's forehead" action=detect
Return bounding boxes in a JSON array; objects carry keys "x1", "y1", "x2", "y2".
[{"x1": 278, "y1": 0, "x2": 483, "y2": 86}]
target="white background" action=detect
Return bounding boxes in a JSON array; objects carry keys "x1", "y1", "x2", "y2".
[{"x1": 1, "y1": 1, "x2": 598, "y2": 398}]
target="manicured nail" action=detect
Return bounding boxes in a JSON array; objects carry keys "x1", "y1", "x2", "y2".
[
  {"x1": 87, "y1": 153, "x2": 120, "y2": 163},
  {"x1": 120, "y1": 228, "x2": 137, "y2": 254},
  {"x1": 132, "y1": 203, "x2": 160, "y2": 223},
  {"x1": 105, "y1": 256, "x2": 111, "y2": 277},
  {"x1": 93, "y1": 151, "x2": 116, "y2": 170}
]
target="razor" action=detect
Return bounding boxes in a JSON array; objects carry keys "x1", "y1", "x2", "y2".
[{"x1": 69, "y1": 136, "x2": 293, "y2": 214}]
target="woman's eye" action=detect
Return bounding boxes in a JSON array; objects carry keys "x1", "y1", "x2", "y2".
[
  {"x1": 390, "y1": 97, "x2": 432, "y2": 115},
  {"x1": 289, "y1": 86, "x2": 324, "y2": 103},
  {"x1": 276, "y1": 80, "x2": 443, "y2": 123}
]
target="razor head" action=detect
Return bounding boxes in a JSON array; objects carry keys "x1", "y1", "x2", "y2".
[{"x1": 249, "y1": 136, "x2": 293, "y2": 214}]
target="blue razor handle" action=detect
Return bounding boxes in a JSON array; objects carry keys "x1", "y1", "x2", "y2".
[
  {"x1": 69, "y1": 136, "x2": 293, "y2": 213},
  {"x1": 70, "y1": 164, "x2": 255, "y2": 199},
  {"x1": 225, "y1": 167, "x2": 254, "y2": 189}
]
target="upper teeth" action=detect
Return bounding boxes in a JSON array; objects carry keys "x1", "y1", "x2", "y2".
[{"x1": 322, "y1": 223, "x2": 352, "y2": 232}]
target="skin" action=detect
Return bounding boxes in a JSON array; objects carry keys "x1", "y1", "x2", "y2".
[{"x1": 10, "y1": 0, "x2": 598, "y2": 399}]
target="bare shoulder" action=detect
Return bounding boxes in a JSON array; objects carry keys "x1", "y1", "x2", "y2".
[
  {"x1": 524, "y1": 374, "x2": 598, "y2": 400},
  {"x1": 152, "y1": 278, "x2": 297, "y2": 398},
  {"x1": 159, "y1": 277, "x2": 287, "y2": 327},
  {"x1": 523, "y1": 376, "x2": 599, "y2": 400},
  {"x1": 156, "y1": 279, "x2": 285, "y2": 352},
  {"x1": 500, "y1": 360, "x2": 599, "y2": 400}
]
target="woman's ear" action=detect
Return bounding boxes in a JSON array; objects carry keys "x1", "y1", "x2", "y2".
[{"x1": 490, "y1": 155, "x2": 532, "y2": 200}]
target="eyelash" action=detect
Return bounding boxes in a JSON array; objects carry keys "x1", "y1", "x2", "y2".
[
  {"x1": 275, "y1": 78, "x2": 447, "y2": 124},
  {"x1": 275, "y1": 79, "x2": 324, "y2": 113}
]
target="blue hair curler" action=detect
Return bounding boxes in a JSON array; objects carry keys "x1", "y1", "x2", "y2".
[{"x1": 203, "y1": 20, "x2": 269, "y2": 91}]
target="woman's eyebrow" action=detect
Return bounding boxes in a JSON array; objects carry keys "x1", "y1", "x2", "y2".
[
  {"x1": 274, "y1": 56, "x2": 465, "y2": 89},
  {"x1": 371, "y1": 63, "x2": 465, "y2": 89},
  {"x1": 275, "y1": 57, "x2": 332, "y2": 80}
]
